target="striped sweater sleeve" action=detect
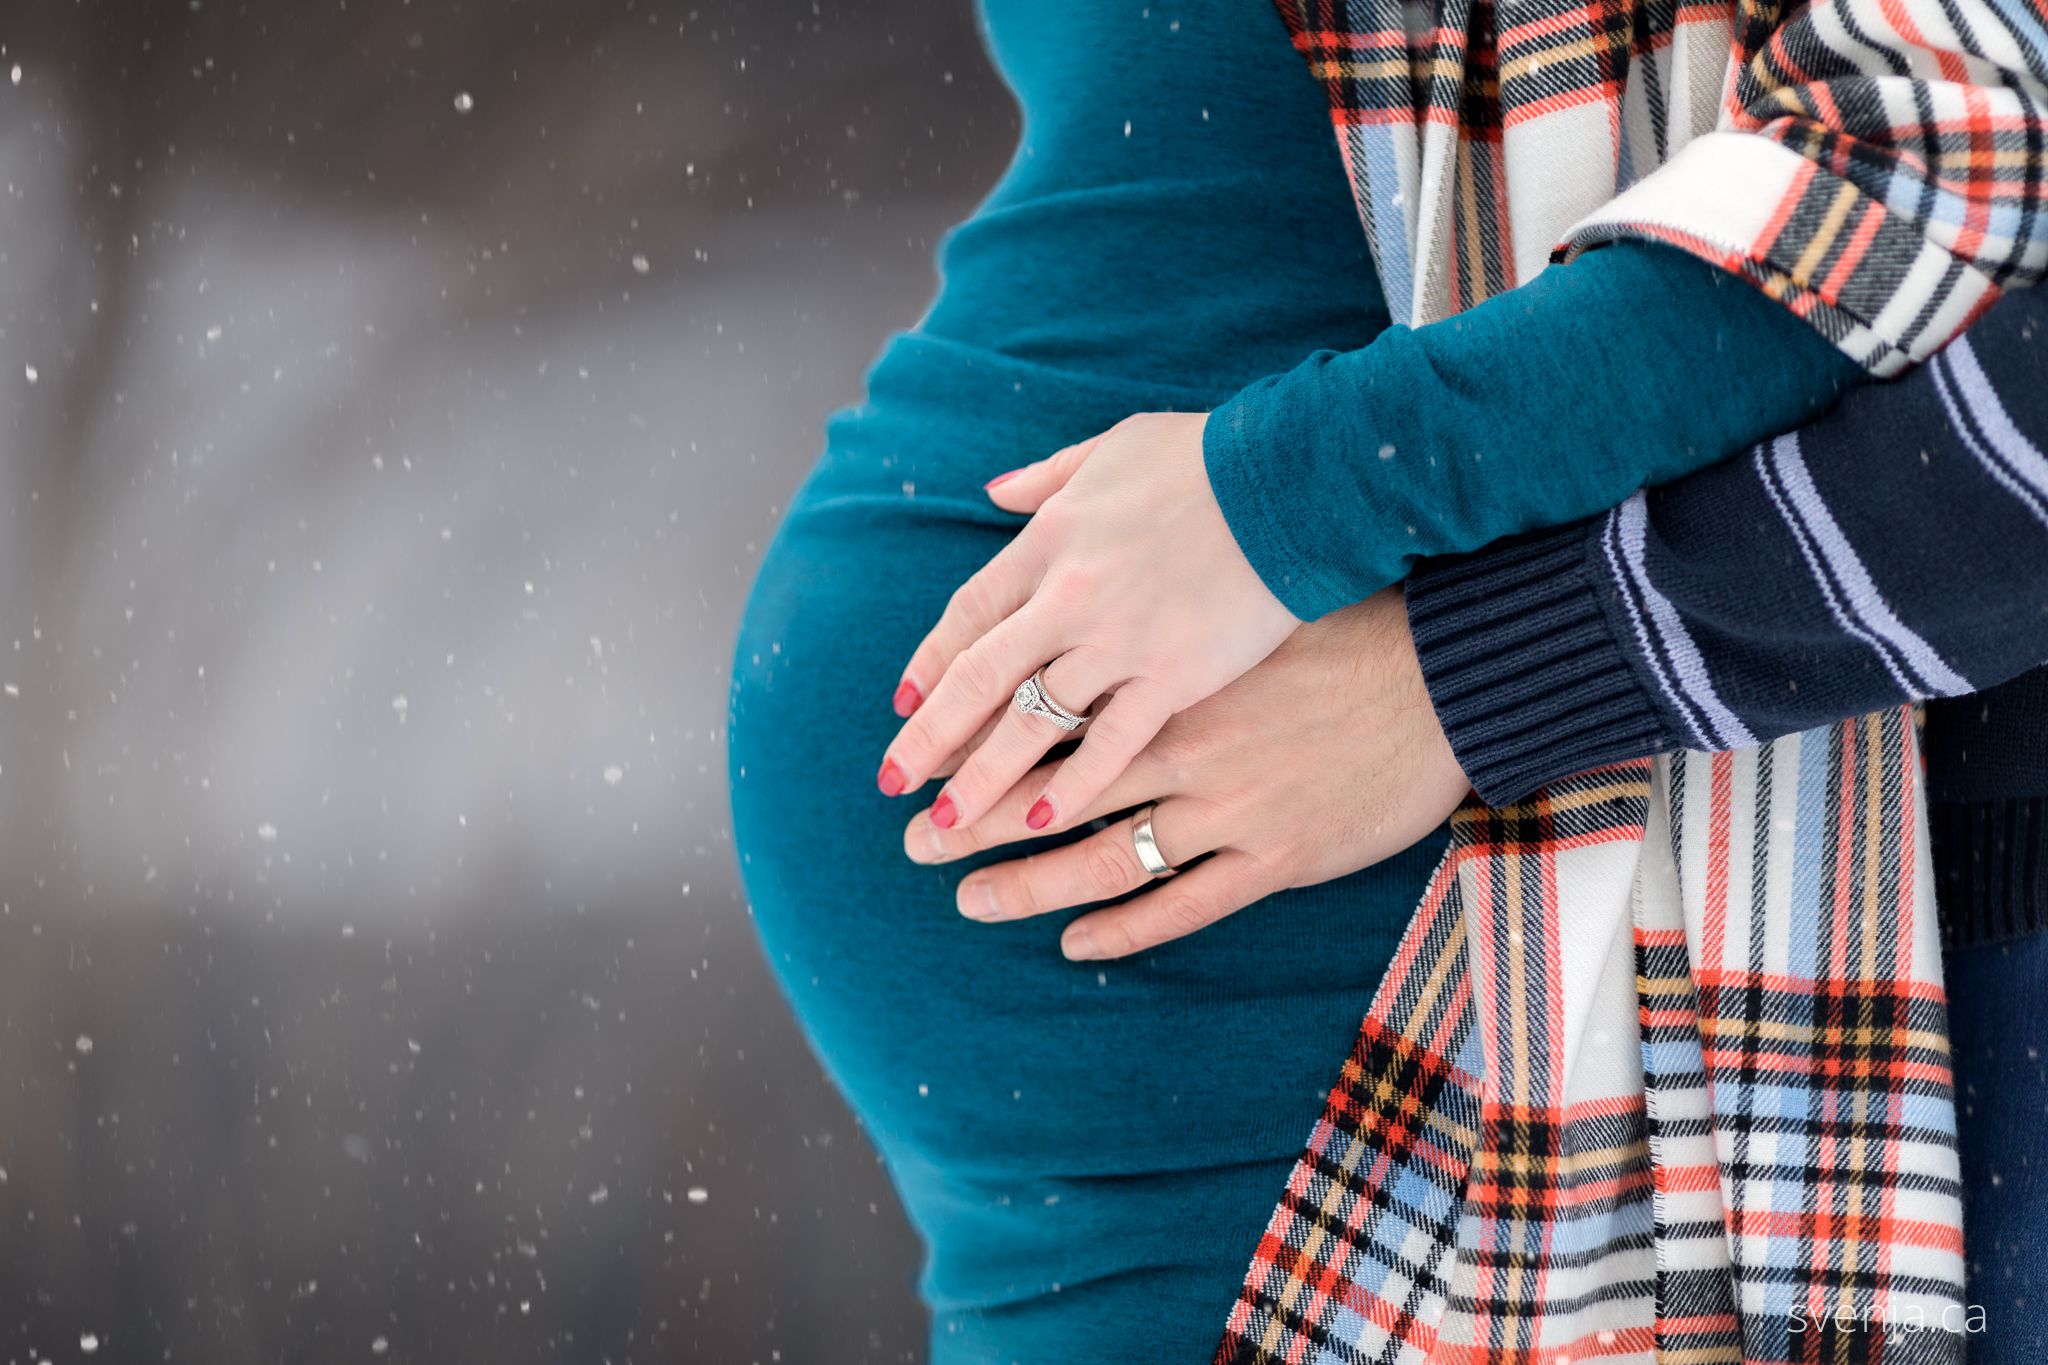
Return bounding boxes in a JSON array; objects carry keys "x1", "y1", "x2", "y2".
[{"x1": 1406, "y1": 287, "x2": 2048, "y2": 808}]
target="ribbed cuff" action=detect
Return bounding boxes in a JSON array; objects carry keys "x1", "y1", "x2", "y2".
[
  {"x1": 1933, "y1": 798, "x2": 2048, "y2": 949},
  {"x1": 1405, "y1": 523, "x2": 1682, "y2": 807}
]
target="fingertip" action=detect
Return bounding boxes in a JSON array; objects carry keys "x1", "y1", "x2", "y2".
[
  {"x1": 891, "y1": 678, "x2": 923, "y2": 718},
  {"x1": 957, "y1": 876, "x2": 1000, "y2": 921},
  {"x1": 903, "y1": 814, "x2": 950, "y2": 865},
  {"x1": 984, "y1": 481, "x2": 1037, "y2": 515},
  {"x1": 1061, "y1": 922, "x2": 1107, "y2": 961},
  {"x1": 985, "y1": 463, "x2": 1057, "y2": 515},
  {"x1": 1025, "y1": 795, "x2": 1055, "y2": 831},
  {"x1": 877, "y1": 758, "x2": 907, "y2": 798}
]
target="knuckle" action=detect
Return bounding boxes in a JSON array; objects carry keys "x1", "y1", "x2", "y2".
[
  {"x1": 951, "y1": 758, "x2": 1010, "y2": 817},
  {"x1": 944, "y1": 573, "x2": 1001, "y2": 629},
  {"x1": 1081, "y1": 704, "x2": 1141, "y2": 758},
  {"x1": 1145, "y1": 718, "x2": 1206, "y2": 778},
  {"x1": 947, "y1": 647, "x2": 1005, "y2": 704},
  {"x1": 1028, "y1": 492, "x2": 1072, "y2": 534},
  {"x1": 1040, "y1": 562, "x2": 1100, "y2": 610},
  {"x1": 1081, "y1": 836, "x2": 1138, "y2": 897},
  {"x1": 898, "y1": 714, "x2": 948, "y2": 768},
  {"x1": 1240, "y1": 843, "x2": 1294, "y2": 889},
  {"x1": 1192, "y1": 787, "x2": 1246, "y2": 830}
]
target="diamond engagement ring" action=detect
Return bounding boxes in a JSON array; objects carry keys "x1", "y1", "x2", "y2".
[{"x1": 1013, "y1": 667, "x2": 1089, "y2": 732}]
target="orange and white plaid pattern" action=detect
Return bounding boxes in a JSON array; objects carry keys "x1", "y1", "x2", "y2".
[
  {"x1": 1211, "y1": 0, "x2": 2045, "y2": 1351},
  {"x1": 1275, "y1": 0, "x2": 2047, "y2": 372},
  {"x1": 1217, "y1": 714, "x2": 1964, "y2": 1363}
]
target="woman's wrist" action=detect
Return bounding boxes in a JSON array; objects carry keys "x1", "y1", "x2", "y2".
[
  {"x1": 1203, "y1": 381, "x2": 1367, "y2": 622},
  {"x1": 1202, "y1": 241, "x2": 1862, "y2": 625}
]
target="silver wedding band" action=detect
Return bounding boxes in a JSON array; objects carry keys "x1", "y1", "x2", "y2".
[
  {"x1": 1013, "y1": 667, "x2": 1089, "y2": 732},
  {"x1": 1130, "y1": 803, "x2": 1176, "y2": 878}
]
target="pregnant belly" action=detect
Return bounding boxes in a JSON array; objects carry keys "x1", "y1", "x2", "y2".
[{"x1": 727, "y1": 334, "x2": 1437, "y2": 1342}]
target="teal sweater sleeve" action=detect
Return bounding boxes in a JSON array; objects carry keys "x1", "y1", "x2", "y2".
[{"x1": 1203, "y1": 240, "x2": 1864, "y2": 621}]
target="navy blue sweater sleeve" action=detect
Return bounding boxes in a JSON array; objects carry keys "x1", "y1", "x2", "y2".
[
  {"x1": 1203, "y1": 239, "x2": 1861, "y2": 620},
  {"x1": 1405, "y1": 288, "x2": 2048, "y2": 807}
]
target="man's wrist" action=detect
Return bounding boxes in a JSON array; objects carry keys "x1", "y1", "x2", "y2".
[{"x1": 1404, "y1": 520, "x2": 1680, "y2": 806}]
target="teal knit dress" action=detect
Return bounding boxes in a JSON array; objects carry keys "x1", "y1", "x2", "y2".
[{"x1": 728, "y1": 3, "x2": 1854, "y2": 1361}]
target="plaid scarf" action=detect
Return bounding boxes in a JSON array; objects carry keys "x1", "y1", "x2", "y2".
[{"x1": 1216, "y1": 0, "x2": 2048, "y2": 1358}]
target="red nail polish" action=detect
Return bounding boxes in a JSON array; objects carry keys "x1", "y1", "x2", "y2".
[
  {"x1": 1026, "y1": 797, "x2": 1054, "y2": 830},
  {"x1": 931, "y1": 793, "x2": 958, "y2": 829},
  {"x1": 892, "y1": 679, "x2": 923, "y2": 718},
  {"x1": 984, "y1": 468, "x2": 1023, "y2": 490},
  {"x1": 877, "y1": 759, "x2": 906, "y2": 797}
]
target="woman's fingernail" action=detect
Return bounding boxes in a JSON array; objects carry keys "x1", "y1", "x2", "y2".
[
  {"x1": 877, "y1": 759, "x2": 906, "y2": 797},
  {"x1": 1026, "y1": 796, "x2": 1055, "y2": 830},
  {"x1": 1063, "y1": 925, "x2": 1104, "y2": 961},
  {"x1": 984, "y1": 468, "x2": 1023, "y2": 490},
  {"x1": 892, "y1": 680, "x2": 923, "y2": 717},
  {"x1": 931, "y1": 793, "x2": 958, "y2": 829}
]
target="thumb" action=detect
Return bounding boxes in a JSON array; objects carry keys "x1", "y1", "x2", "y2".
[{"x1": 984, "y1": 430, "x2": 1105, "y2": 514}]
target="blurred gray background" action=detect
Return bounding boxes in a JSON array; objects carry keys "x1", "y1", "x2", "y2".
[{"x1": 0, "y1": 2, "x2": 1015, "y2": 1359}]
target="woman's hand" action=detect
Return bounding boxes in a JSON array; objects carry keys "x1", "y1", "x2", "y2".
[
  {"x1": 901, "y1": 592, "x2": 1471, "y2": 960},
  {"x1": 876, "y1": 411, "x2": 1300, "y2": 836}
]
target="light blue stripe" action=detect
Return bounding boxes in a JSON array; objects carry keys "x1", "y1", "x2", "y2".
[
  {"x1": 1882, "y1": 174, "x2": 2040, "y2": 253},
  {"x1": 1720, "y1": 1079, "x2": 1946, "y2": 1136},
  {"x1": 1981, "y1": 0, "x2": 2048, "y2": 79},
  {"x1": 1543, "y1": 1195, "x2": 1656, "y2": 1255},
  {"x1": 1606, "y1": 495, "x2": 1756, "y2": 749},
  {"x1": 1765, "y1": 433, "x2": 1972, "y2": 696},
  {"x1": 1786, "y1": 725, "x2": 1835, "y2": 985},
  {"x1": 1355, "y1": 125, "x2": 1415, "y2": 322},
  {"x1": 1936, "y1": 333, "x2": 2048, "y2": 526},
  {"x1": 1643, "y1": 1037, "x2": 1709, "y2": 1075}
]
